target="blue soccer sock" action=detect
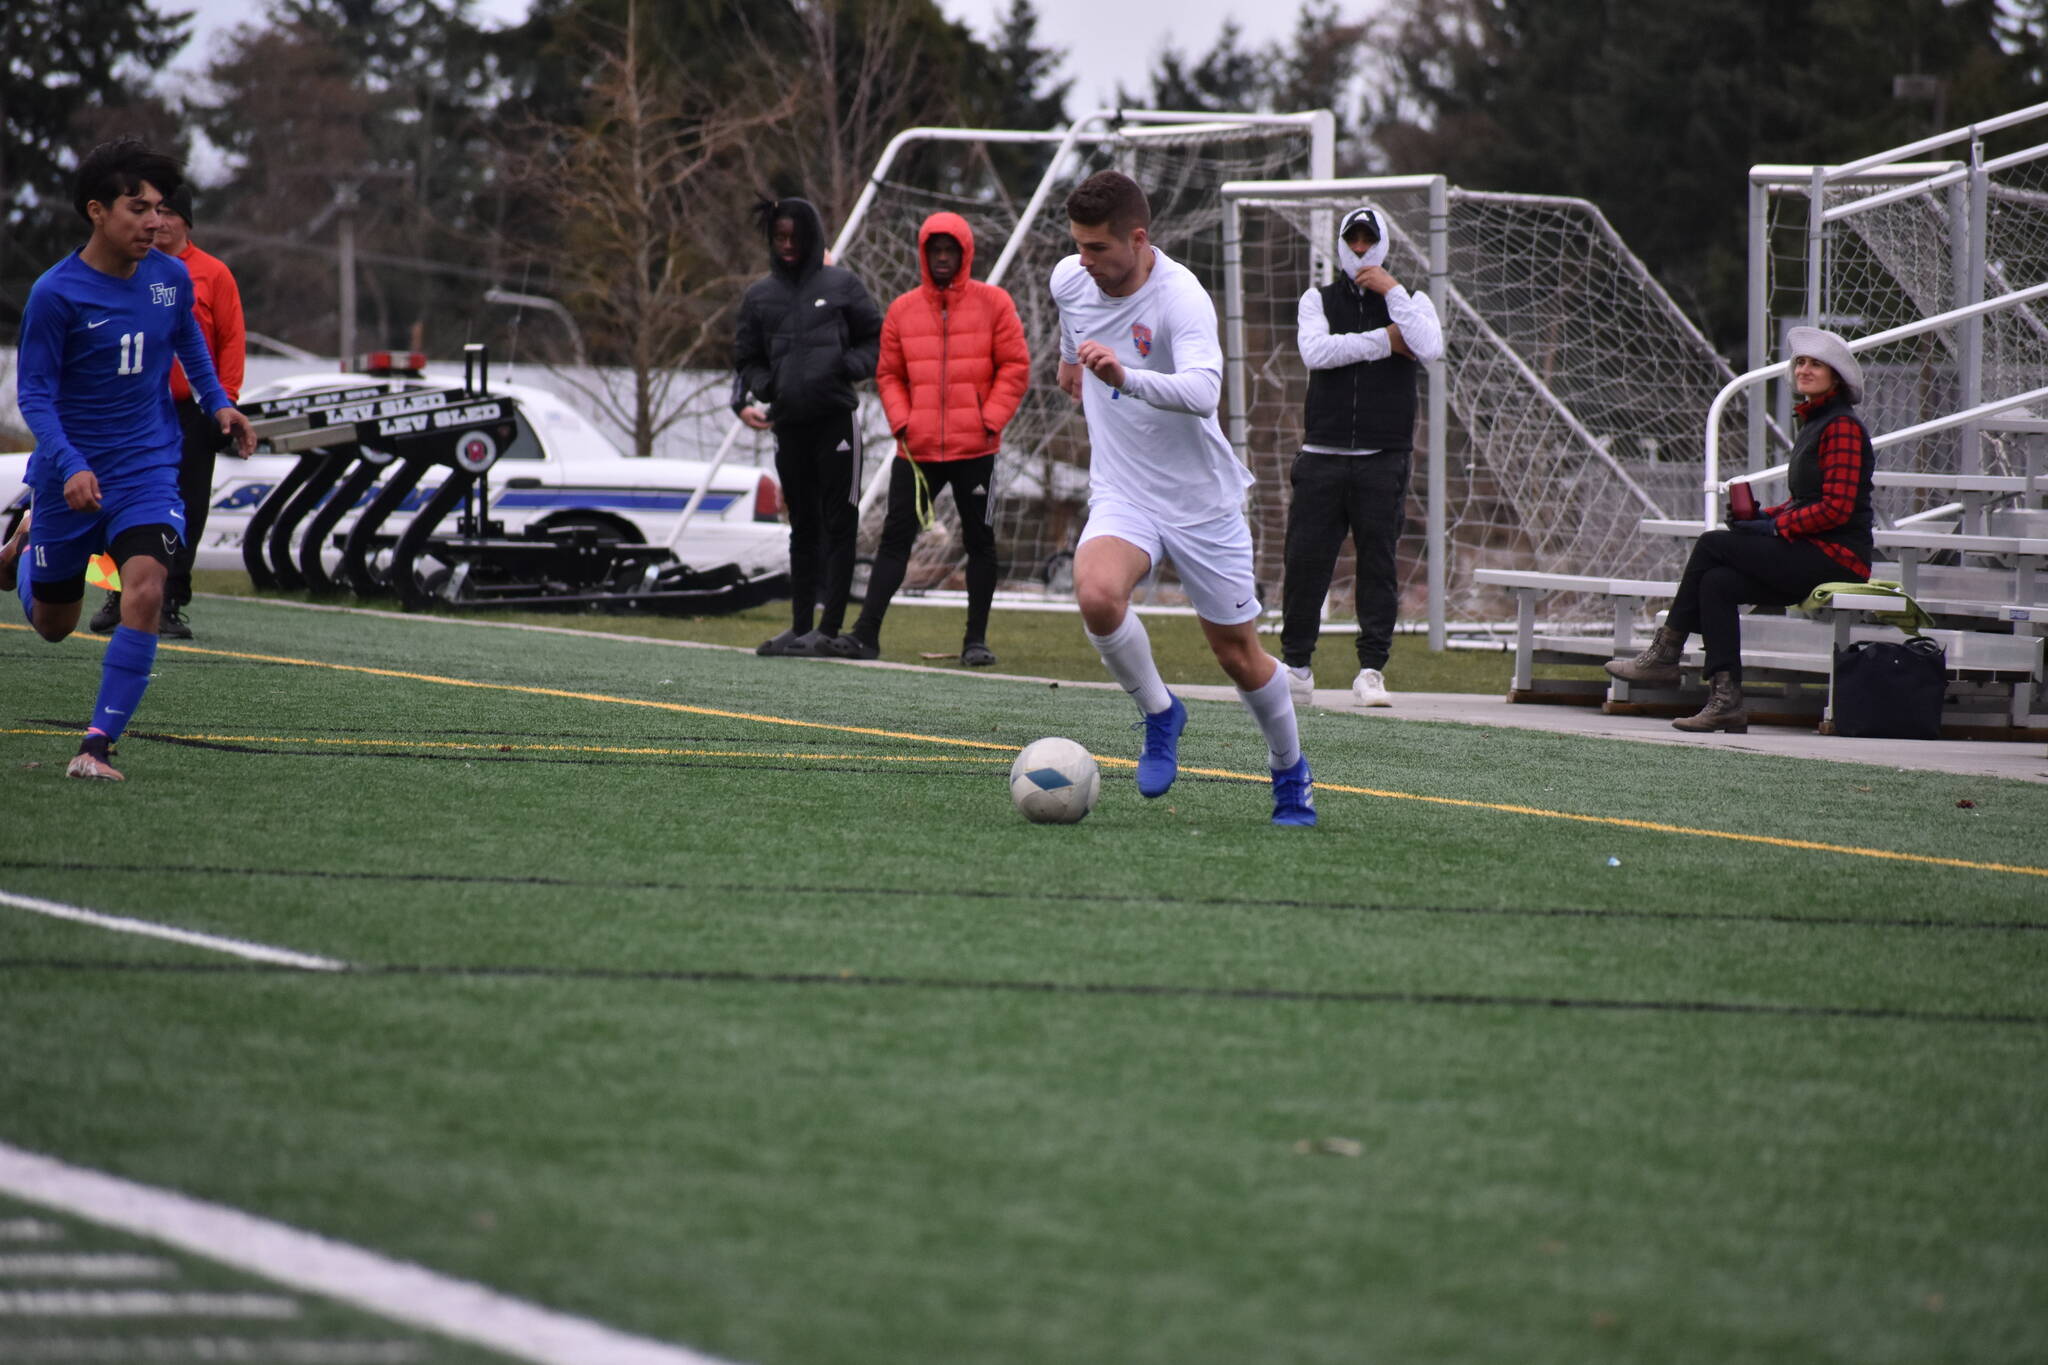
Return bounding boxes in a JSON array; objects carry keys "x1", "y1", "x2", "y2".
[
  {"x1": 3, "y1": 515, "x2": 29, "y2": 622},
  {"x1": 90, "y1": 625, "x2": 158, "y2": 744}
]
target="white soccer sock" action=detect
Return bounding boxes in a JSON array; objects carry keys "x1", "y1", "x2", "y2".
[
  {"x1": 1238, "y1": 661, "x2": 1302, "y2": 770},
  {"x1": 1085, "y1": 612, "x2": 1172, "y2": 715}
]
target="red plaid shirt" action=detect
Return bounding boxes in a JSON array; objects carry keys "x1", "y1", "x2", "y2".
[{"x1": 1764, "y1": 396, "x2": 1870, "y2": 578}]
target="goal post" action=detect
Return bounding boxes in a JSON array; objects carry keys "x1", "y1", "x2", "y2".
[
  {"x1": 707, "y1": 109, "x2": 1336, "y2": 606},
  {"x1": 1749, "y1": 112, "x2": 2048, "y2": 527},
  {"x1": 1222, "y1": 180, "x2": 1746, "y2": 635},
  {"x1": 1223, "y1": 175, "x2": 1452, "y2": 646}
]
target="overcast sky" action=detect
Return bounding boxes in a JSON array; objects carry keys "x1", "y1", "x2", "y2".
[
  {"x1": 159, "y1": 0, "x2": 1306, "y2": 114},
  {"x1": 935, "y1": 0, "x2": 1304, "y2": 110}
]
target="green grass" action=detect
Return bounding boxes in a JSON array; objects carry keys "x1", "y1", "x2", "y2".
[
  {"x1": 190, "y1": 569, "x2": 1528, "y2": 694},
  {"x1": 2, "y1": 592, "x2": 2044, "y2": 1364}
]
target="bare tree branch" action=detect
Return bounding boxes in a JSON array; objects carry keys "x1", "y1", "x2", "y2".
[{"x1": 497, "y1": 0, "x2": 798, "y2": 455}]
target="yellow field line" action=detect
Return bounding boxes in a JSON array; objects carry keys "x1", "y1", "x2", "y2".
[
  {"x1": 7, "y1": 627, "x2": 2043, "y2": 878},
  {"x1": 2, "y1": 727, "x2": 1005, "y2": 765},
  {"x1": 188, "y1": 639, "x2": 1035, "y2": 753}
]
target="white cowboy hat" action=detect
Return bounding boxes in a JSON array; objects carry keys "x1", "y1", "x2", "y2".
[{"x1": 1784, "y1": 326, "x2": 1863, "y2": 404}]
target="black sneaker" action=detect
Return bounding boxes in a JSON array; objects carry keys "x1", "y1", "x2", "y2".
[
  {"x1": 159, "y1": 604, "x2": 193, "y2": 640},
  {"x1": 757, "y1": 628, "x2": 807, "y2": 656},
  {"x1": 89, "y1": 592, "x2": 122, "y2": 634},
  {"x1": 824, "y1": 633, "x2": 880, "y2": 660},
  {"x1": 961, "y1": 641, "x2": 997, "y2": 667}
]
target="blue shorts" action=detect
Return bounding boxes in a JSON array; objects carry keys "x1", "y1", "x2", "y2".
[{"x1": 26, "y1": 465, "x2": 185, "y2": 586}]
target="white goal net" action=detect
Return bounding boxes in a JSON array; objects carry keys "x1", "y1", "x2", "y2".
[
  {"x1": 827, "y1": 112, "x2": 1327, "y2": 600},
  {"x1": 1226, "y1": 181, "x2": 1741, "y2": 627}
]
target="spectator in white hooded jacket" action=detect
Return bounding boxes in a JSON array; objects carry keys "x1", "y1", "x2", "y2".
[{"x1": 1279, "y1": 204, "x2": 1442, "y2": 709}]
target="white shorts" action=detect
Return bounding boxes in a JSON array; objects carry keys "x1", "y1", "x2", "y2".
[{"x1": 1079, "y1": 498, "x2": 1261, "y2": 626}]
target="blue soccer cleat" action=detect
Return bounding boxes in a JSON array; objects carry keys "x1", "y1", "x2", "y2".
[
  {"x1": 1270, "y1": 754, "x2": 1316, "y2": 826},
  {"x1": 1133, "y1": 694, "x2": 1186, "y2": 798}
]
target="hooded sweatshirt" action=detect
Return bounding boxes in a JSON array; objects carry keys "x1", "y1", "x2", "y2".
[
  {"x1": 732, "y1": 197, "x2": 883, "y2": 426},
  {"x1": 1296, "y1": 204, "x2": 1443, "y2": 454},
  {"x1": 876, "y1": 211, "x2": 1032, "y2": 463}
]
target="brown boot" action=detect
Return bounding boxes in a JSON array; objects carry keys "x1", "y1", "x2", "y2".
[
  {"x1": 1672, "y1": 670, "x2": 1748, "y2": 733},
  {"x1": 1604, "y1": 624, "x2": 1686, "y2": 685}
]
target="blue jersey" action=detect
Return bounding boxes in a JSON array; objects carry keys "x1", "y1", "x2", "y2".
[{"x1": 16, "y1": 248, "x2": 232, "y2": 489}]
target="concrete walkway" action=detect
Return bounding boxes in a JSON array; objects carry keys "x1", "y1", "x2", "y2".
[{"x1": 1169, "y1": 681, "x2": 2048, "y2": 785}]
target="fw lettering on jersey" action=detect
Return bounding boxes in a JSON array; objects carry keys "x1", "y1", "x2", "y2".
[{"x1": 150, "y1": 283, "x2": 178, "y2": 307}]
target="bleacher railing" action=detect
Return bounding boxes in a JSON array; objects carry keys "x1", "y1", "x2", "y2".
[
  {"x1": 1704, "y1": 279, "x2": 2048, "y2": 525},
  {"x1": 1748, "y1": 101, "x2": 2048, "y2": 493}
]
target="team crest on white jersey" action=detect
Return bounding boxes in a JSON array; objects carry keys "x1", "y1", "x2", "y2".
[
  {"x1": 150, "y1": 282, "x2": 178, "y2": 307},
  {"x1": 1130, "y1": 323, "x2": 1152, "y2": 357}
]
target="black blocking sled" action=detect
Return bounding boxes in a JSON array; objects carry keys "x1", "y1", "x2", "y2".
[{"x1": 237, "y1": 345, "x2": 788, "y2": 615}]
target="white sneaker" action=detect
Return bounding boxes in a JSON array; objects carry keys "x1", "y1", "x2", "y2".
[
  {"x1": 1285, "y1": 665, "x2": 1314, "y2": 709},
  {"x1": 1353, "y1": 668, "x2": 1393, "y2": 707}
]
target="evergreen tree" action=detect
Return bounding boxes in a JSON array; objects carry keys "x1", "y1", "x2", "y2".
[
  {"x1": 1124, "y1": 20, "x2": 1268, "y2": 113},
  {"x1": 951, "y1": 0, "x2": 1072, "y2": 206},
  {"x1": 0, "y1": 0, "x2": 190, "y2": 331},
  {"x1": 1370, "y1": 0, "x2": 2029, "y2": 349},
  {"x1": 975, "y1": 0, "x2": 1070, "y2": 131},
  {"x1": 1270, "y1": 0, "x2": 1371, "y2": 171}
]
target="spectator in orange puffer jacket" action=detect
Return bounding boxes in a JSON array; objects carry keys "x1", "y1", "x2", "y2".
[{"x1": 826, "y1": 211, "x2": 1030, "y2": 665}]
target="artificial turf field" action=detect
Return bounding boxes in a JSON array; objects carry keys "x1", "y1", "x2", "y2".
[{"x1": 1, "y1": 595, "x2": 2045, "y2": 1364}]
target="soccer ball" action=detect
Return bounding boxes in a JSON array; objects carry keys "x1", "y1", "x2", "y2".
[{"x1": 1009, "y1": 737, "x2": 1101, "y2": 824}]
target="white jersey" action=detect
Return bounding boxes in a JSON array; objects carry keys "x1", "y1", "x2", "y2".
[{"x1": 1051, "y1": 247, "x2": 1253, "y2": 525}]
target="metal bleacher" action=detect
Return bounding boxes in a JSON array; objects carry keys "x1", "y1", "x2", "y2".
[{"x1": 1474, "y1": 106, "x2": 2048, "y2": 738}]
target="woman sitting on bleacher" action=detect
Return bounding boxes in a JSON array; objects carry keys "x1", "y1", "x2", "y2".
[{"x1": 1607, "y1": 327, "x2": 1875, "y2": 733}]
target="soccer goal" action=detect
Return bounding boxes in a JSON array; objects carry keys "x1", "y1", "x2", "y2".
[
  {"x1": 1748, "y1": 104, "x2": 2048, "y2": 528},
  {"x1": 814, "y1": 108, "x2": 1335, "y2": 603},
  {"x1": 1223, "y1": 177, "x2": 1744, "y2": 634}
]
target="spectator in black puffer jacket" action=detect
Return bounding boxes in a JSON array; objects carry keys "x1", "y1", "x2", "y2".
[{"x1": 733, "y1": 196, "x2": 883, "y2": 657}]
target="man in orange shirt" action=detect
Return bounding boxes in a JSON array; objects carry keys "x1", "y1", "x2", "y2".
[
  {"x1": 827, "y1": 212, "x2": 1029, "y2": 664},
  {"x1": 90, "y1": 182, "x2": 244, "y2": 640}
]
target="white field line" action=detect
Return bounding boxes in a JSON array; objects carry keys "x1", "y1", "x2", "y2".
[
  {"x1": 0, "y1": 1252, "x2": 173, "y2": 1277},
  {"x1": 0, "y1": 1290, "x2": 298, "y2": 1317},
  {"x1": 0, "y1": 1341, "x2": 427, "y2": 1363},
  {"x1": 0, "y1": 890, "x2": 345, "y2": 972},
  {"x1": 0, "y1": 1218, "x2": 62, "y2": 1241},
  {"x1": 0, "y1": 1144, "x2": 744, "y2": 1365}
]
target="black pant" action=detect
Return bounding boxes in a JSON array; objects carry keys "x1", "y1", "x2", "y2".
[
  {"x1": 1665, "y1": 530, "x2": 1847, "y2": 682},
  {"x1": 853, "y1": 453, "x2": 997, "y2": 647},
  {"x1": 774, "y1": 412, "x2": 862, "y2": 636},
  {"x1": 1280, "y1": 450, "x2": 1410, "y2": 671},
  {"x1": 168, "y1": 400, "x2": 221, "y2": 608}
]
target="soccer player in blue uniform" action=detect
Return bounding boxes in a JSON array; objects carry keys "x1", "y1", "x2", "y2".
[{"x1": 0, "y1": 140, "x2": 254, "y2": 781}]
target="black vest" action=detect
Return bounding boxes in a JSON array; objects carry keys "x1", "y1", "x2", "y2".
[
  {"x1": 1303, "y1": 280, "x2": 1419, "y2": 452},
  {"x1": 1786, "y1": 393, "x2": 1875, "y2": 568}
]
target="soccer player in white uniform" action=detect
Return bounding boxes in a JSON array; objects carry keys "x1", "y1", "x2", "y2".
[{"x1": 1052, "y1": 171, "x2": 1314, "y2": 826}]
